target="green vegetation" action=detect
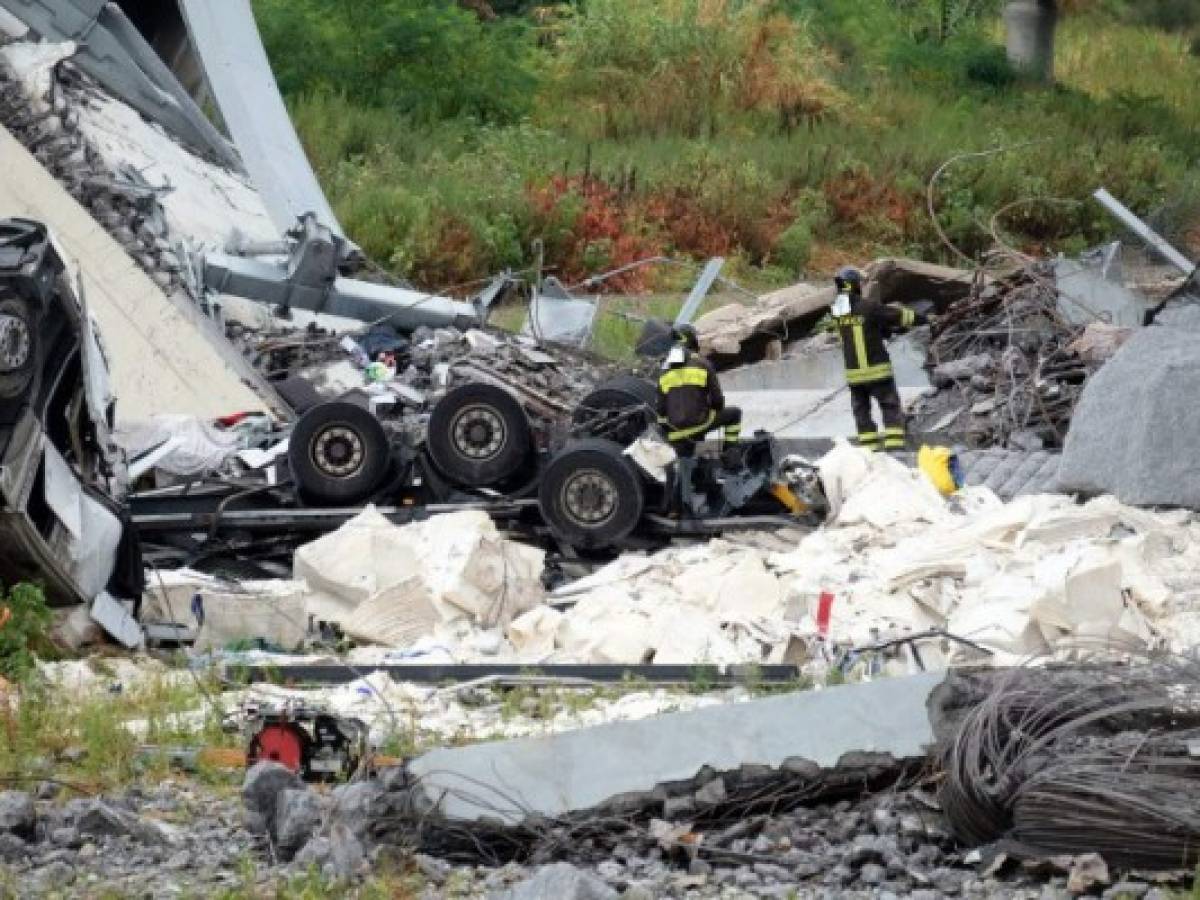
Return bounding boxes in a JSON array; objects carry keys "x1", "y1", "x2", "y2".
[
  {"x1": 0, "y1": 666, "x2": 237, "y2": 791},
  {"x1": 253, "y1": 0, "x2": 1200, "y2": 308},
  {"x1": 0, "y1": 583, "x2": 52, "y2": 683}
]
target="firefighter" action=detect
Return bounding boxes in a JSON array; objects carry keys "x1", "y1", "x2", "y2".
[
  {"x1": 657, "y1": 324, "x2": 742, "y2": 451},
  {"x1": 829, "y1": 266, "x2": 927, "y2": 451}
]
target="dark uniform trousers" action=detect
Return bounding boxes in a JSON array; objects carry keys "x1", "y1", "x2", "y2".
[{"x1": 850, "y1": 378, "x2": 904, "y2": 451}]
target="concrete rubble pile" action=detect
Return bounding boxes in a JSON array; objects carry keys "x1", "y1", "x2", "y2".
[
  {"x1": 0, "y1": 38, "x2": 275, "y2": 300},
  {"x1": 909, "y1": 263, "x2": 1104, "y2": 450},
  {"x1": 146, "y1": 443, "x2": 1200, "y2": 675}
]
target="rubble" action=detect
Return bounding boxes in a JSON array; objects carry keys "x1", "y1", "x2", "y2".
[
  {"x1": 910, "y1": 264, "x2": 1094, "y2": 449},
  {"x1": 293, "y1": 507, "x2": 545, "y2": 639}
]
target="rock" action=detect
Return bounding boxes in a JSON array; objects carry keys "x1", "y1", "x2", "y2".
[
  {"x1": 36, "y1": 781, "x2": 63, "y2": 801},
  {"x1": 75, "y1": 800, "x2": 176, "y2": 846},
  {"x1": 295, "y1": 836, "x2": 331, "y2": 868},
  {"x1": 1067, "y1": 853, "x2": 1110, "y2": 895},
  {"x1": 620, "y1": 886, "x2": 654, "y2": 900},
  {"x1": 597, "y1": 860, "x2": 625, "y2": 881},
  {"x1": 1060, "y1": 327, "x2": 1200, "y2": 506},
  {"x1": 687, "y1": 859, "x2": 711, "y2": 877},
  {"x1": 848, "y1": 834, "x2": 887, "y2": 867},
  {"x1": 328, "y1": 780, "x2": 386, "y2": 842},
  {"x1": 0, "y1": 791, "x2": 35, "y2": 840},
  {"x1": 294, "y1": 825, "x2": 362, "y2": 883},
  {"x1": 242, "y1": 762, "x2": 304, "y2": 836},
  {"x1": 495, "y1": 862, "x2": 619, "y2": 900},
  {"x1": 274, "y1": 789, "x2": 322, "y2": 861},
  {"x1": 415, "y1": 853, "x2": 453, "y2": 883},
  {"x1": 50, "y1": 827, "x2": 78, "y2": 847},
  {"x1": 328, "y1": 824, "x2": 365, "y2": 879},
  {"x1": 860, "y1": 863, "x2": 887, "y2": 886},
  {"x1": 0, "y1": 833, "x2": 27, "y2": 862},
  {"x1": 1103, "y1": 883, "x2": 1150, "y2": 900}
]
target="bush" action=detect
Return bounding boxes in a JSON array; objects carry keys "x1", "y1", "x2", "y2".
[
  {"x1": 547, "y1": 0, "x2": 845, "y2": 139},
  {"x1": 254, "y1": 0, "x2": 540, "y2": 124},
  {"x1": 0, "y1": 583, "x2": 51, "y2": 684}
]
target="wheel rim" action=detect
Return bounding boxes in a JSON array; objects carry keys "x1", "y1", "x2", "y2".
[
  {"x1": 0, "y1": 313, "x2": 30, "y2": 373},
  {"x1": 560, "y1": 467, "x2": 619, "y2": 527},
  {"x1": 450, "y1": 404, "x2": 507, "y2": 461},
  {"x1": 310, "y1": 425, "x2": 365, "y2": 479}
]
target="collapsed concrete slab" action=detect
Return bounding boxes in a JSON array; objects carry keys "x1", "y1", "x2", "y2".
[
  {"x1": 0, "y1": 125, "x2": 267, "y2": 420},
  {"x1": 406, "y1": 670, "x2": 944, "y2": 826},
  {"x1": 1058, "y1": 325, "x2": 1200, "y2": 507}
]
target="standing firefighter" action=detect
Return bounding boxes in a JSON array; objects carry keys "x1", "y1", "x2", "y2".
[
  {"x1": 657, "y1": 325, "x2": 742, "y2": 451},
  {"x1": 830, "y1": 266, "x2": 927, "y2": 451}
]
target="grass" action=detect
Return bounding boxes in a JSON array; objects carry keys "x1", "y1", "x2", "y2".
[
  {"x1": 276, "y1": 3, "x2": 1200, "y2": 363},
  {"x1": 0, "y1": 666, "x2": 239, "y2": 792}
]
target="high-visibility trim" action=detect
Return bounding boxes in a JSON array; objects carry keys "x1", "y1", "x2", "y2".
[
  {"x1": 723, "y1": 424, "x2": 741, "y2": 444},
  {"x1": 851, "y1": 322, "x2": 869, "y2": 370},
  {"x1": 667, "y1": 410, "x2": 717, "y2": 442},
  {"x1": 884, "y1": 437, "x2": 906, "y2": 449},
  {"x1": 900, "y1": 307, "x2": 916, "y2": 327},
  {"x1": 845, "y1": 363, "x2": 894, "y2": 384},
  {"x1": 658, "y1": 367, "x2": 709, "y2": 391},
  {"x1": 883, "y1": 427, "x2": 906, "y2": 436},
  {"x1": 857, "y1": 431, "x2": 880, "y2": 446}
]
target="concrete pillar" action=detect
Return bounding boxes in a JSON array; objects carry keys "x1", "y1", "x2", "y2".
[{"x1": 1004, "y1": 0, "x2": 1058, "y2": 83}]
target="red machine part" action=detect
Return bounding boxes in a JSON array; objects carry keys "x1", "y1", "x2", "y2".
[{"x1": 247, "y1": 722, "x2": 308, "y2": 773}]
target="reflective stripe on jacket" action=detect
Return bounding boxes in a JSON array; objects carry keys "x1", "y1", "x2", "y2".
[
  {"x1": 657, "y1": 350, "x2": 723, "y2": 432},
  {"x1": 834, "y1": 299, "x2": 922, "y2": 385}
]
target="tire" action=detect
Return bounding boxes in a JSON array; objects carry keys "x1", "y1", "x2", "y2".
[
  {"x1": 572, "y1": 375, "x2": 658, "y2": 446},
  {"x1": 427, "y1": 382, "x2": 532, "y2": 487},
  {"x1": 539, "y1": 438, "x2": 645, "y2": 550},
  {"x1": 288, "y1": 401, "x2": 391, "y2": 505},
  {"x1": 0, "y1": 295, "x2": 37, "y2": 401}
]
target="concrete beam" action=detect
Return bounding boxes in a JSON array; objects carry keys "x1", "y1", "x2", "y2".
[
  {"x1": 1004, "y1": 0, "x2": 1058, "y2": 83},
  {"x1": 407, "y1": 671, "x2": 945, "y2": 826}
]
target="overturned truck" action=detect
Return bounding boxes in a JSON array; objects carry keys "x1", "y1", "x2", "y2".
[{"x1": 136, "y1": 374, "x2": 827, "y2": 564}]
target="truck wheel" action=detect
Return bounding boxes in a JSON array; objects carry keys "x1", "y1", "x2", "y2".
[
  {"x1": 572, "y1": 375, "x2": 658, "y2": 446},
  {"x1": 539, "y1": 439, "x2": 645, "y2": 550},
  {"x1": 289, "y1": 401, "x2": 390, "y2": 505},
  {"x1": 0, "y1": 295, "x2": 36, "y2": 401},
  {"x1": 427, "y1": 382, "x2": 532, "y2": 487}
]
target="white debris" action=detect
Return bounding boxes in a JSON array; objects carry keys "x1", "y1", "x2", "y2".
[
  {"x1": 294, "y1": 507, "x2": 546, "y2": 645},
  {"x1": 143, "y1": 570, "x2": 309, "y2": 652},
  {"x1": 224, "y1": 670, "x2": 734, "y2": 748}
]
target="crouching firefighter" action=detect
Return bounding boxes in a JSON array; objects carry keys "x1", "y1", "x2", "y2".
[
  {"x1": 658, "y1": 324, "x2": 742, "y2": 512},
  {"x1": 830, "y1": 266, "x2": 927, "y2": 451}
]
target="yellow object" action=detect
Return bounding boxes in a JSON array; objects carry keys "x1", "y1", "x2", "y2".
[
  {"x1": 769, "y1": 483, "x2": 808, "y2": 515},
  {"x1": 919, "y1": 445, "x2": 959, "y2": 496}
]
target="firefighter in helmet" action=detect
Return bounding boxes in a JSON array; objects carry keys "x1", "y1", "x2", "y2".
[
  {"x1": 830, "y1": 266, "x2": 927, "y2": 451},
  {"x1": 657, "y1": 324, "x2": 742, "y2": 451}
]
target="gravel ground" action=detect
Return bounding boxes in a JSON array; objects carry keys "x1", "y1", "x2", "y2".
[{"x1": 0, "y1": 775, "x2": 1183, "y2": 899}]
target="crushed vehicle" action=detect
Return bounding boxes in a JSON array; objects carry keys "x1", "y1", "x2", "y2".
[
  {"x1": 132, "y1": 370, "x2": 827, "y2": 566},
  {"x1": 0, "y1": 218, "x2": 142, "y2": 609}
]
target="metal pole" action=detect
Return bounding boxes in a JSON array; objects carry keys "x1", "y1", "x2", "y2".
[
  {"x1": 675, "y1": 256, "x2": 725, "y2": 326},
  {"x1": 1093, "y1": 188, "x2": 1196, "y2": 278}
]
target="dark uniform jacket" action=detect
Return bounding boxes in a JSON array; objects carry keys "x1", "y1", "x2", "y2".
[
  {"x1": 657, "y1": 350, "x2": 724, "y2": 433},
  {"x1": 833, "y1": 298, "x2": 923, "y2": 385}
]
